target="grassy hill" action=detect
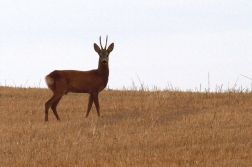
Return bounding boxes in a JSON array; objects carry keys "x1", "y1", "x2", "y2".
[{"x1": 0, "y1": 86, "x2": 252, "y2": 166}]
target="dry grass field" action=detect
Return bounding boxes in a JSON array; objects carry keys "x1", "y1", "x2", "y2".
[{"x1": 0, "y1": 86, "x2": 252, "y2": 166}]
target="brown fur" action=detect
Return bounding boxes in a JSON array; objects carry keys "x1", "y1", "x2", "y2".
[{"x1": 45, "y1": 36, "x2": 114, "y2": 121}]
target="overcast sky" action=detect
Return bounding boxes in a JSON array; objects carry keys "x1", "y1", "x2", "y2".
[{"x1": 1, "y1": 1, "x2": 252, "y2": 91}]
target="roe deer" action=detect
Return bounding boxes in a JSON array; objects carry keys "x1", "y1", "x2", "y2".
[{"x1": 44, "y1": 36, "x2": 114, "y2": 121}]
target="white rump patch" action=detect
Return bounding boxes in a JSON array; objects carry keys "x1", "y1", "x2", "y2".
[{"x1": 45, "y1": 76, "x2": 54, "y2": 86}]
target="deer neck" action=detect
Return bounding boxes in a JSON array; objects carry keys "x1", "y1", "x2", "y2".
[{"x1": 98, "y1": 62, "x2": 109, "y2": 79}]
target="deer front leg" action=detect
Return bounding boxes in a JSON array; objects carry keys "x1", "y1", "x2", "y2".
[
  {"x1": 86, "y1": 94, "x2": 93, "y2": 117},
  {"x1": 93, "y1": 92, "x2": 100, "y2": 116}
]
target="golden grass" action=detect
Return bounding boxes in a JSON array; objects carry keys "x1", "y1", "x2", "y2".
[{"x1": 0, "y1": 86, "x2": 252, "y2": 166}]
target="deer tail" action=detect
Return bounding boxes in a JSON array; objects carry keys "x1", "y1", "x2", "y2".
[
  {"x1": 45, "y1": 70, "x2": 60, "y2": 91},
  {"x1": 45, "y1": 76, "x2": 54, "y2": 86},
  {"x1": 45, "y1": 76, "x2": 54, "y2": 89}
]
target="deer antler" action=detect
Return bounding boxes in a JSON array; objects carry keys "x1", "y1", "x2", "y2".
[
  {"x1": 99, "y1": 36, "x2": 103, "y2": 50},
  {"x1": 105, "y1": 35, "x2": 108, "y2": 49}
]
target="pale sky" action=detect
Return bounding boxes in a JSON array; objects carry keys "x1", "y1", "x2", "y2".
[{"x1": 1, "y1": 1, "x2": 252, "y2": 91}]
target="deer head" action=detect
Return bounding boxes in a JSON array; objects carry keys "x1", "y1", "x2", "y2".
[{"x1": 94, "y1": 36, "x2": 114, "y2": 65}]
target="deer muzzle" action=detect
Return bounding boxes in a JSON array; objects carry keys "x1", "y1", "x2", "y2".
[{"x1": 102, "y1": 59, "x2": 107, "y2": 64}]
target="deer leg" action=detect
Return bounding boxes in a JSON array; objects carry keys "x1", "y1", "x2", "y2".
[
  {"x1": 93, "y1": 92, "x2": 100, "y2": 116},
  {"x1": 86, "y1": 94, "x2": 93, "y2": 117},
  {"x1": 45, "y1": 93, "x2": 64, "y2": 121},
  {"x1": 45, "y1": 94, "x2": 57, "y2": 122},
  {"x1": 51, "y1": 97, "x2": 62, "y2": 121}
]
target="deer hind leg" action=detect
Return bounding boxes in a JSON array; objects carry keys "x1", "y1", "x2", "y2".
[
  {"x1": 45, "y1": 95, "x2": 56, "y2": 122},
  {"x1": 51, "y1": 97, "x2": 62, "y2": 121},
  {"x1": 45, "y1": 93, "x2": 64, "y2": 121},
  {"x1": 93, "y1": 92, "x2": 100, "y2": 116},
  {"x1": 86, "y1": 94, "x2": 93, "y2": 117}
]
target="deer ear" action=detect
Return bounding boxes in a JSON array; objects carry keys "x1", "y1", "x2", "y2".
[
  {"x1": 94, "y1": 43, "x2": 101, "y2": 53},
  {"x1": 107, "y1": 43, "x2": 114, "y2": 53}
]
